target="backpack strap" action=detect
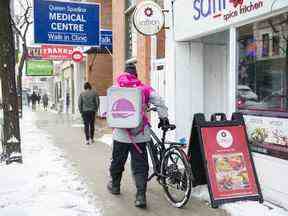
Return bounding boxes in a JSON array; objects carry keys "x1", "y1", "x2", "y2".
[{"x1": 126, "y1": 129, "x2": 143, "y2": 154}]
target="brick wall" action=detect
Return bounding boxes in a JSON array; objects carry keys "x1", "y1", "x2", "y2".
[
  {"x1": 86, "y1": 0, "x2": 113, "y2": 96},
  {"x1": 112, "y1": 0, "x2": 151, "y2": 85},
  {"x1": 86, "y1": 54, "x2": 113, "y2": 96},
  {"x1": 112, "y1": 0, "x2": 125, "y2": 81}
]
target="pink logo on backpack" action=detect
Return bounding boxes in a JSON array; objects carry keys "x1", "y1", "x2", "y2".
[
  {"x1": 115, "y1": 72, "x2": 154, "y2": 126},
  {"x1": 111, "y1": 98, "x2": 136, "y2": 119}
]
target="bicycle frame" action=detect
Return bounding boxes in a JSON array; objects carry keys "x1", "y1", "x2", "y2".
[{"x1": 146, "y1": 123, "x2": 170, "y2": 182}]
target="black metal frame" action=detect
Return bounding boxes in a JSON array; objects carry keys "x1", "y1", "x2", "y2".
[{"x1": 189, "y1": 112, "x2": 263, "y2": 208}]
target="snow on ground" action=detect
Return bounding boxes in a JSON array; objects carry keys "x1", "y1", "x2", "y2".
[
  {"x1": 191, "y1": 185, "x2": 288, "y2": 216},
  {"x1": 0, "y1": 111, "x2": 101, "y2": 216}
]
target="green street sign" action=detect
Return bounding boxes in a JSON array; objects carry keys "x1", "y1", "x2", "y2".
[{"x1": 26, "y1": 60, "x2": 53, "y2": 76}]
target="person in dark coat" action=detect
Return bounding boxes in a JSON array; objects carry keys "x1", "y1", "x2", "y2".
[
  {"x1": 42, "y1": 93, "x2": 49, "y2": 110},
  {"x1": 30, "y1": 92, "x2": 38, "y2": 111},
  {"x1": 78, "y1": 82, "x2": 100, "y2": 145}
]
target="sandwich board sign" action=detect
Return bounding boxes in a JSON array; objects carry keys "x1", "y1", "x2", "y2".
[{"x1": 188, "y1": 112, "x2": 263, "y2": 208}]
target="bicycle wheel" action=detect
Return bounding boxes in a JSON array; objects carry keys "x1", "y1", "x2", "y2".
[{"x1": 160, "y1": 146, "x2": 193, "y2": 208}]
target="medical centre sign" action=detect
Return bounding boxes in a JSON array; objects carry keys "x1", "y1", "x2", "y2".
[{"x1": 34, "y1": 0, "x2": 100, "y2": 46}]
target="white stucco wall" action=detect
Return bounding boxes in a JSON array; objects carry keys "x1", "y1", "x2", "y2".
[{"x1": 174, "y1": 42, "x2": 204, "y2": 141}]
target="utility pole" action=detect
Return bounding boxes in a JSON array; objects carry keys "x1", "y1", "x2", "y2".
[{"x1": 0, "y1": 0, "x2": 22, "y2": 164}]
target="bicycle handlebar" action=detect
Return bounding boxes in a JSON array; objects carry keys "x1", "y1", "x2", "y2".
[
  {"x1": 162, "y1": 124, "x2": 176, "y2": 131},
  {"x1": 146, "y1": 107, "x2": 176, "y2": 131}
]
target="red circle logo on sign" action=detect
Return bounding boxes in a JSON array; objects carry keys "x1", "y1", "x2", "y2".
[{"x1": 72, "y1": 50, "x2": 83, "y2": 63}]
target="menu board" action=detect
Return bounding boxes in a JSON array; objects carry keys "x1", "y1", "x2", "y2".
[{"x1": 201, "y1": 126, "x2": 259, "y2": 200}]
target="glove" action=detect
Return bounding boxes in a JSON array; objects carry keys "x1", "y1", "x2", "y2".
[{"x1": 158, "y1": 117, "x2": 170, "y2": 129}]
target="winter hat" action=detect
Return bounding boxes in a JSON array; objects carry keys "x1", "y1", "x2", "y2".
[{"x1": 125, "y1": 63, "x2": 137, "y2": 77}]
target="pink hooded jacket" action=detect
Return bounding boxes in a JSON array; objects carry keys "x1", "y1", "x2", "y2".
[{"x1": 116, "y1": 72, "x2": 154, "y2": 106}]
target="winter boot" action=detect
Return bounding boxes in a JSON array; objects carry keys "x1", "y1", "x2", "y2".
[
  {"x1": 134, "y1": 174, "x2": 147, "y2": 208},
  {"x1": 107, "y1": 181, "x2": 120, "y2": 195},
  {"x1": 135, "y1": 192, "x2": 147, "y2": 208},
  {"x1": 107, "y1": 173, "x2": 122, "y2": 195}
]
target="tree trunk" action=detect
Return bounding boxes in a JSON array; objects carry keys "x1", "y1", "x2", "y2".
[
  {"x1": 17, "y1": 43, "x2": 27, "y2": 118},
  {"x1": 0, "y1": 0, "x2": 22, "y2": 164}
]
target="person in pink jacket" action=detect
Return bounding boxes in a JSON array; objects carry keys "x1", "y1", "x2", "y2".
[{"x1": 107, "y1": 63, "x2": 169, "y2": 209}]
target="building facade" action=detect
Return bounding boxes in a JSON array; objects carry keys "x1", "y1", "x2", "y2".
[{"x1": 166, "y1": 0, "x2": 288, "y2": 209}]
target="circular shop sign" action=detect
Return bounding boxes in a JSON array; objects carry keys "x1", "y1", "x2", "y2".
[
  {"x1": 216, "y1": 130, "x2": 233, "y2": 148},
  {"x1": 133, "y1": 0, "x2": 165, "y2": 36},
  {"x1": 72, "y1": 50, "x2": 83, "y2": 63}
]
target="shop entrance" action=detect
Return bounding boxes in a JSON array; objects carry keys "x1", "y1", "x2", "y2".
[{"x1": 202, "y1": 31, "x2": 229, "y2": 118}]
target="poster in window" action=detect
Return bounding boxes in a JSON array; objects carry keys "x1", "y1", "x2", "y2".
[{"x1": 244, "y1": 115, "x2": 288, "y2": 160}]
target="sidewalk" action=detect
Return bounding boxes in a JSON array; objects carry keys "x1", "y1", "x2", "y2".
[
  {"x1": 0, "y1": 110, "x2": 100, "y2": 215},
  {"x1": 34, "y1": 110, "x2": 227, "y2": 216},
  {"x1": 33, "y1": 110, "x2": 288, "y2": 216}
]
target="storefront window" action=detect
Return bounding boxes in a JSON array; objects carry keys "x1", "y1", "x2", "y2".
[{"x1": 237, "y1": 13, "x2": 288, "y2": 115}]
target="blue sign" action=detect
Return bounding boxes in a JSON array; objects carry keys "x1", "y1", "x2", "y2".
[
  {"x1": 34, "y1": 0, "x2": 100, "y2": 46},
  {"x1": 100, "y1": 29, "x2": 112, "y2": 51}
]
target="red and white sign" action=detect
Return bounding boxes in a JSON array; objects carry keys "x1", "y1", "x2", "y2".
[
  {"x1": 41, "y1": 45, "x2": 74, "y2": 60},
  {"x1": 201, "y1": 125, "x2": 259, "y2": 200},
  {"x1": 71, "y1": 50, "x2": 83, "y2": 63}
]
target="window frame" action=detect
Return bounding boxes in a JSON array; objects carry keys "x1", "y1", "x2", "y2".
[{"x1": 236, "y1": 12, "x2": 288, "y2": 118}]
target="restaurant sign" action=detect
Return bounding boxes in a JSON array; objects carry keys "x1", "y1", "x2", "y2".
[{"x1": 174, "y1": 0, "x2": 288, "y2": 41}]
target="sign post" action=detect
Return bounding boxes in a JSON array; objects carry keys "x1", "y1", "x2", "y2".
[
  {"x1": 34, "y1": 0, "x2": 100, "y2": 46},
  {"x1": 188, "y1": 113, "x2": 263, "y2": 208}
]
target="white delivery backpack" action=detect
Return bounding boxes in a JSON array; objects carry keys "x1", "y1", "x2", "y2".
[{"x1": 107, "y1": 87, "x2": 142, "y2": 128}]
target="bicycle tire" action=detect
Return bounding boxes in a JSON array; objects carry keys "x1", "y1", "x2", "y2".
[{"x1": 160, "y1": 146, "x2": 193, "y2": 208}]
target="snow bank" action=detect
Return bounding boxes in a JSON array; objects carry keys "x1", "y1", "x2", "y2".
[
  {"x1": 191, "y1": 185, "x2": 288, "y2": 216},
  {"x1": 0, "y1": 111, "x2": 101, "y2": 216}
]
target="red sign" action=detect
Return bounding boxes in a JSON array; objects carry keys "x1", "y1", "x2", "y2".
[
  {"x1": 201, "y1": 125, "x2": 259, "y2": 200},
  {"x1": 71, "y1": 50, "x2": 83, "y2": 63},
  {"x1": 27, "y1": 47, "x2": 42, "y2": 59},
  {"x1": 41, "y1": 45, "x2": 74, "y2": 60}
]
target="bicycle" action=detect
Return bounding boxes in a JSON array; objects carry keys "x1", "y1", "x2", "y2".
[{"x1": 146, "y1": 107, "x2": 193, "y2": 208}]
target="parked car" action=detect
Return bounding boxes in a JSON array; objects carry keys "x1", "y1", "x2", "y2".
[
  {"x1": 237, "y1": 85, "x2": 259, "y2": 109},
  {"x1": 237, "y1": 85, "x2": 258, "y2": 101}
]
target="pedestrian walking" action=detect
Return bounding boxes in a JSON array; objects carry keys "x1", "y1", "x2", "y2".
[
  {"x1": 107, "y1": 63, "x2": 169, "y2": 209},
  {"x1": 42, "y1": 93, "x2": 49, "y2": 110},
  {"x1": 27, "y1": 93, "x2": 31, "y2": 108},
  {"x1": 66, "y1": 93, "x2": 70, "y2": 113},
  {"x1": 30, "y1": 91, "x2": 38, "y2": 111},
  {"x1": 37, "y1": 93, "x2": 41, "y2": 105},
  {"x1": 78, "y1": 82, "x2": 100, "y2": 145}
]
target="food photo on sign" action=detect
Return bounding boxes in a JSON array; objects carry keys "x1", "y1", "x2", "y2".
[{"x1": 213, "y1": 152, "x2": 250, "y2": 192}]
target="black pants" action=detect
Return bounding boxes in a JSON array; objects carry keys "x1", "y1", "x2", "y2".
[
  {"x1": 82, "y1": 111, "x2": 96, "y2": 141},
  {"x1": 109, "y1": 140, "x2": 149, "y2": 194}
]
